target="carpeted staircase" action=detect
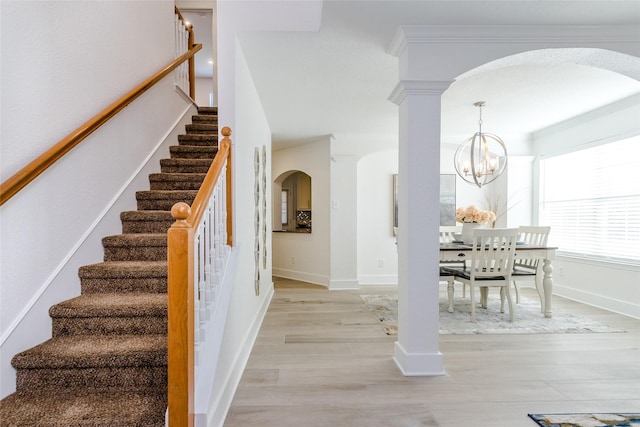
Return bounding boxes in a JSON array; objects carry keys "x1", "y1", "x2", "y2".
[{"x1": 0, "y1": 106, "x2": 218, "y2": 426}]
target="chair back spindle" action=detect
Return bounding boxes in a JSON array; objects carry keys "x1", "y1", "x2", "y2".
[
  {"x1": 469, "y1": 229, "x2": 518, "y2": 281},
  {"x1": 439, "y1": 225, "x2": 462, "y2": 243},
  {"x1": 516, "y1": 226, "x2": 551, "y2": 270}
]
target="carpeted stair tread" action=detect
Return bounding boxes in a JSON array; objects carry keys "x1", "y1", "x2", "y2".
[
  {"x1": 102, "y1": 234, "x2": 167, "y2": 262},
  {"x1": 185, "y1": 123, "x2": 217, "y2": 134},
  {"x1": 136, "y1": 189, "x2": 198, "y2": 210},
  {"x1": 50, "y1": 293, "x2": 167, "y2": 336},
  {"x1": 191, "y1": 115, "x2": 217, "y2": 124},
  {"x1": 135, "y1": 190, "x2": 199, "y2": 201},
  {"x1": 160, "y1": 158, "x2": 213, "y2": 173},
  {"x1": 169, "y1": 145, "x2": 218, "y2": 159},
  {"x1": 148, "y1": 173, "x2": 206, "y2": 191},
  {"x1": 102, "y1": 233, "x2": 166, "y2": 247},
  {"x1": 197, "y1": 106, "x2": 217, "y2": 115},
  {"x1": 50, "y1": 293, "x2": 166, "y2": 318},
  {"x1": 0, "y1": 389, "x2": 166, "y2": 427},
  {"x1": 12, "y1": 335, "x2": 166, "y2": 369},
  {"x1": 121, "y1": 210, "x2": 175, "y2": 233},
  {"x1": 79, "y1": 261, "x2": 167, "y2": 294},
  {"x1": 121, "y1": 210, "x2": 173, "y2": 221},
  {"x1": 178, "y1": 133, "x2": 218, "y2": 146},
  {"x1": 79, "y1": 260, "x2": 167, "y2": 279}
]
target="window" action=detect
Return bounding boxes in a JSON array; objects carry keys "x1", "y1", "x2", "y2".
[
  {"x1": 538, "y1": 136, "x2": 640, "y2": 264},
  {"x1": 281, "y1": 189, "x2": 289, "y2": 225}
]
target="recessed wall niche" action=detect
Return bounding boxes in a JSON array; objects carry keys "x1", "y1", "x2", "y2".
[{"x1": 273, "y1": 170, "x2": 312, "y2": 233}]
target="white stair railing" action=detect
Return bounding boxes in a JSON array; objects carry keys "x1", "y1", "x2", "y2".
[
  {"x1": 174, "y1": 7, "x2": 196, "y2": 98},
  {"x1": 167, "y1": 128, "x2": 233, "y2": 427}
]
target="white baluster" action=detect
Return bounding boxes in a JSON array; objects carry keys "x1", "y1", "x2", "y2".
[{"x1": 194, "y1": 295, "x2": 200, "y2": 367}]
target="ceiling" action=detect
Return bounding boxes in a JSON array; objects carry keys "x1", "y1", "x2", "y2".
[{"x1": 187, "y1": 1, "x2": 640, "y2": 155}]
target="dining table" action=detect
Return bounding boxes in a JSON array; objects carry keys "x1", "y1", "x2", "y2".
[{"x1": 440, "y1": 242, "x2": 558, "y2": 318}]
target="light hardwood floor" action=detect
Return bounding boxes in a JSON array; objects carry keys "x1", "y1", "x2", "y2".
[{"x1": 224, "y1": 277, "x2": 640, "y2": 427}]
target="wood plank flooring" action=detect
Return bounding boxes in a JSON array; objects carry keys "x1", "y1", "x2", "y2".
[{"x1": 224, "y1": 277, "x2": 640, "y2": 427}]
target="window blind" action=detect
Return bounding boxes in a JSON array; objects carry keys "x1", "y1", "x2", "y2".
[
  {"x1": 539, "y1": 136, "x2": 640, "y2": 264},
  {"x1": 281, "y1": 190, "x2": 288, "y2": 225}
]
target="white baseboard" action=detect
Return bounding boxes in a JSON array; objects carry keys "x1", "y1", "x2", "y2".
[
  {"x1": 554, "y1": 284, "x2": 640, "y2": 319},
  {"x1": 358, "y1": 274, "x2": 398, "y2": 285},
  {"x1": 272, "y1": 268, "x2": 328, "y2": 286}
]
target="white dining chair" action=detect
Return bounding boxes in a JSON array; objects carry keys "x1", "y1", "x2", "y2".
[
  {"x1": 442, "y1": 228, "x2": 519, "y2": 322},
  {"x1": 439, "y1": 225, "x2": 461, "y2": 244},
  {"x1": 439, "y1": 225, "x2": 463, "y2": 313},
  {"x1": 512, "y1": 225, "x2": 551, "y2": 311}
]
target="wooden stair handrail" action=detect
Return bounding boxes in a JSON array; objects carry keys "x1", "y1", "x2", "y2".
[
  {"x1": 0, "y1": 43, "x2": 202, "y2": 207},
  {"x1": 185, "y1": 129, "x2": 231, "y2": 235},
  {"x1": 175, "y1": 6, "x2": 197, "y2": 98},
  {"x1": 168, "y1": 127, "x2": 233, "y2": 426}
]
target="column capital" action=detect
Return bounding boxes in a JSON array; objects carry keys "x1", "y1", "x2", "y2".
[{"x1": 388, "y1": 80, "x2": 453, "y2": 105}]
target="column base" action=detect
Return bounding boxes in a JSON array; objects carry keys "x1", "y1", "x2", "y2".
[{"x1": 393, "y1": 341, "x2": 445, "y2": 376}]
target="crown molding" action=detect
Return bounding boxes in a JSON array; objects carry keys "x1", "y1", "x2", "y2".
[
  {"x1": 388, "y1": 25, "x2": 640, "y2": 56},
  {"x1": 388, "y1": 80, "x2": 454, "y2": 105}
]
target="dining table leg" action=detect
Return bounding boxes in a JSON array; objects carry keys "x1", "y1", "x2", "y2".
[
  {"x1": 534, "y1": 273, "x2": 545, "y2": 314},
  {"x1": 542, "y1": 259, "x2": 554, "y2": 318}
]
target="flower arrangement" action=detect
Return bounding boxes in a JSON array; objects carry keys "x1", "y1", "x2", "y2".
[{"x1": 455, "y1": 205, "x2": 496, "y2": 225}]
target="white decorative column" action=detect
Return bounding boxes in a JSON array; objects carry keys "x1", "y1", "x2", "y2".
[{"x1": 389, "y1": 80, "x2": 452, "y2": 376}]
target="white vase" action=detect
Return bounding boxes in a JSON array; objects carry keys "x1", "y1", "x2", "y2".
[{"x1": 461, "y1": 222, "x2": 481, "y2": 244}]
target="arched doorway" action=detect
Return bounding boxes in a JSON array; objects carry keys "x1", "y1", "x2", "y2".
[
  {"x1": 389, "y1": 27, "x2": 640, "y2": 377},
  {"x1": 273, "y1": 170, "x2": 312, "y2": 233}
]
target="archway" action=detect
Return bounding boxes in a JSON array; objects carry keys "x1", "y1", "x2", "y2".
[
  {"x1": 389, "y1": 25, "x2": 640, "y2": 377},
  {"x1": 273, "y1": 170, "x2": 312, "y2": 232}
]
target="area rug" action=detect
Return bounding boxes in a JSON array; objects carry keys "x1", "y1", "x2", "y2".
[
  {"x1": 528, "y1": 413, "x2": 640, "y2": 426},
  {"x1": 359, "y1": 293, "x2": 625, "y2": 335}
]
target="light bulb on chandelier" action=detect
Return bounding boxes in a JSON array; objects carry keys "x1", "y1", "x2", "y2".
[{"x1": 454, "y1": 101, "x2": 507, "y2": 188}]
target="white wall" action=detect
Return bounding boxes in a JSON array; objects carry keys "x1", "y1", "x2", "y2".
[
  {"x1": 330, "y1": 153, "x2": 359, "y2": 289},
  {"x1": 505, "y1": 156, "x2": 534, "y2": 228},
  {"x1": 0, "y1": 1, "x2": 189, "y2": 398},
  {"x1": 201, "y1": 42, "x2": 274, "y2": 426},
  {"x1": 357, "y1": 150, "x2": 399, "y2": 284},
  {"x1": 195, "y1": 77, "x2": 215, "y2": 106},
  {"x1": 440, "y1": 139, "x2": 534, "y2": 228},
  {"x1": 205, "y1": 1, "x2": 323, "y2": 424},
  {"x1": 440, "y1": 143, "x2": 486, "y2": 210},
  {"x1": 1, "y1": 1, "x2": 174, "y2": 180},
  {"x1": 531, "y1": 93, "x2": 640, "y2": 318},
  {"x1": 272, "y1": 139, "x2": 331, "y2": 285}
]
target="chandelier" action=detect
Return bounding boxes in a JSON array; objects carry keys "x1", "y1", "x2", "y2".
[{"x1": 454, "y1": 101, "x2": 507, "y2": 188}]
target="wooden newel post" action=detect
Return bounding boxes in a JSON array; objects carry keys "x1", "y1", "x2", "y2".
[
  {"x1": 167, "y1": 202, "x2": 195, "y2": 427},
  {"x1": 221, "y1": 126, "x2": 233, "y2": 247},
  {"x1": 187, "y1": 25, "x2": 196, "y2": 99}
]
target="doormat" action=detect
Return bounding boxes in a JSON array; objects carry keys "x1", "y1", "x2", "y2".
[{"x1": 528, "y1": 413, "x2": 640, "y2": 426}]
